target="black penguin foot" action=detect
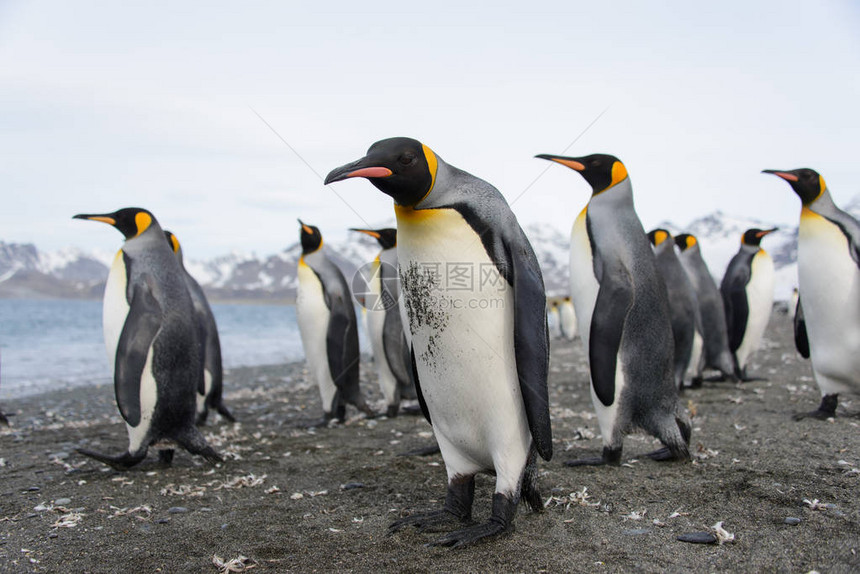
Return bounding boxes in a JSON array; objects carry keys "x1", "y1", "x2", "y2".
[
  {"x1": 397, "y1": 443, "x2": 441, "y2": 457},
  {"x1": 389, "y1": 509, "x2": 468, "y2": 534},
  {"x1": 390, "y1": 476, "x2": 474, "y2": 534},
  {"x1": 564, "y1": 446, "x2": 622, "y2": 467},
  {"x1": 689, "y1": 377, "x2": 704, "y2": 389},
  {"x1": 176, "y1": 428, "x2": 224, "y2": 465},
  {"x1": 643, "y1": 447, "x2": 683, "y2": 462},
  {"x1": 428, "y1": 493, "x2": 516, "y2": 549},
  {"x1": 216, "y1": 402, "x2": 237, "y2": 423},
  {"x1": 386, "y1": 404, "x2": 399, "y2": 418},
  {"x1": 76, "y1": 448, "x2": 147, "y2": 470},
  {"x1": 157, "y1": 449, "x2": 175, "y2": 467},
  {"x1": 399, "y1": 404, "x2": 423, "y2": 416},
  {"x1": 299, "y1": 415, "x2": 335, "y2": 429},
  {"x1": 793, "y1": 394, "x2": 838, "y2": 421},
  {"x1": 0, "y1": 410, "x2": 8, "y2": 426},
  {"x1": 740, "y1": 375, "x2": 767, "y2": 383}
]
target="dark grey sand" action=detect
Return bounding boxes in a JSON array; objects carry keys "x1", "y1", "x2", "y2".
[{"x1": 1, "y1": 310, "x2": 858, "y2": 573}]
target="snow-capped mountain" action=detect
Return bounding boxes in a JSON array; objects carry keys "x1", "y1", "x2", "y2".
[{"x1": 3, "y1": 199, "x2": 858, "y2": 301}]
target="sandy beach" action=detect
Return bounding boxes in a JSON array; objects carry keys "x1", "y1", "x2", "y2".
[{"x1": 1, "y1": 309, "x2": 858, "y2": 573}]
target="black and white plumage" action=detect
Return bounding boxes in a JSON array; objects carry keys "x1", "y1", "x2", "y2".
[
  {"x1": 163, "y1": 231, "x2": 234, "y2": 425},
  {"x1": 764, "y1": 168, "x2": 860, "y2": 418},
  {"x1": 720, "y1": 228, "x2": 776, "y2": 381},
  {"x1": 327, "y1": 137, "x2": 551, "y2": 548},
  {"x1": 535, "y1": 152, "x2": 690, "y2": 467},
  {"x1": 73, "y1": 208, "x2": 222, "y2": 469}
]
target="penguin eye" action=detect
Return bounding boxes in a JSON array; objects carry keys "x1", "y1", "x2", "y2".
[{"x1": 398, "y1": 153, "x2": 415, "y2": 166}]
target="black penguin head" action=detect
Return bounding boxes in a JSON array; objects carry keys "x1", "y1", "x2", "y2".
[
  {"x1": 350, "y1": 227, "x2": 397, "y2": 249},
  {"x1": 325, "y1": 137, "x2": 439, "y2": 207},
  {"x1": 298, "y1": 219, "x2": 323, "y2": 254},
  {"x1": 73, "y1": 207, "x2": 157, "y2": 239},
  {"x1": 647, "y1": 228, "x2": 673, "y2": 247},
  {"x1": 535, "y1": 153, "x2": 628, "y2": 194},
  {"x1": 741, "y1": 228, "x2": 777, "y2": 247},
  {"x1": 674, "y1": 233, "x2": 698, "y2": 252},
  {"x1": 762, "y1": 168, "x2": 826, "y2": 206},
  {"x1": 564, "y1": 296, "x2": 571, "y2": 302}
]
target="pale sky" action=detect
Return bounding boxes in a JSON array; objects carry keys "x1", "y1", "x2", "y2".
[{"x1": 1, "y1": 1, "x2": 858, "y2": 258}]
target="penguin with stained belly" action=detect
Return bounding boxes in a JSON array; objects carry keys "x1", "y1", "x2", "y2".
[
  {"x1": 647, "y1": 229, "x2": 703, "y2": 392},
  {"x1": 674, "y1": 233, "x2": 737, "y2": 382},
  {"x1": 559, "y1": 296, "x2": 577, "y2": 340},
  {"x1": 73, "y1": 209, "x2": 222, "y2": 469},
  {"x1": 763, "y1": 168, "x2": 860, "y2": 418},
  {"x1": 296, "y1": 221, "x2": 375, "y2": 425},
  {"x1": 535, "y1": 152, "x2": 690, "y2": 466},
  {"x1": 720, "y1": 228, "x2": 777, "y2": 381},
  {"x1": 350, "y1": 227, "x2": 417, "y2": 417},
  {"x1": 326, "y1": 137, "x2": 552, "y2": 548},
  {"x1": 164, "y1": 231, "x2": 235, "y2": 425}
]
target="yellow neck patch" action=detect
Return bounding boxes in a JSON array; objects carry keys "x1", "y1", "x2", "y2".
[
  {"x1": 654, "y1": 230, "x2": 669, "y2": 246},
  {"x1": 685, "y1": 235, "x2": 697, "y2": 249},
  {"x1": 817, "y1": 175, "x2": 827, "y2": 201},
  {"x1": 610, "y1": 161, "x2": 628, "y2": 189},
  {"x1": 134, "y1": 212, "x2": 152, "y2": 237},
  {"x1": 169, "y1": 234, "x2": 180, "y2": 253},
  {"x1": 421, "y1": 143, "x2": 438, "y2": 199}
]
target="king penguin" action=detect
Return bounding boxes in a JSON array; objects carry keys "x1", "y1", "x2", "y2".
[
  {"x1": 164, "y1": 231, "x2": 235, "y2": 425},
  {"x1": 763, "y1": 168, "x2": 860, "y2": 418},
  {"x1": 73, "y1": 209, "x2": 222, "y2": 469},
  {"x1": 548, "y1": 301, "x2": 562, "y2": 339},
  {"x1": 296, "y1": 220, "x2": 375, "y2": 425},
  {"x1": 559, "y1": 296, "x2": 577, "y2": 341},
  {"x1": 647, "y1": 229, "x2": 703, "y2": 392},
  {"x1": 326, "y1": 137, "x2": 551, "y2": 548},
  {"x1": 720, "y1": 228, "x2": 777, "y2": 381},
  {"x1": 674, "y1": 233, "x2": 737, "y2": 382},
  {"x1": 535, "y1": 152, "x2": 690, "y2": 466},
  {"x1": 350, "y1": 227, "x2": 417, "y2": 417}
]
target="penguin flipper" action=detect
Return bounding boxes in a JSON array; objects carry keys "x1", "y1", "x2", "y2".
[
  {"x1": 505, "y1": 240, "x2": 552, "y2": 461},
  {"x1": 410, "y1": 346, "x2": 431, "y2": 425},
  {"x1": 590, "y1": 274, "x2": 633, "y2": 408},
  {"x1": 76, "y1": 447, "x2": 147, "y2": 470},
  {"x1": 325, "y1": 296, "x2": 360, "y2": 398},
  {"x1": 724, "y1": 286, "x2": 749, "y2": 353},
  {"x1": 115, "y1": 279, "x2": 163, "y2": 427},
  {"x1": 794, "y1": 297, "x2": 810, "y2": 359}
]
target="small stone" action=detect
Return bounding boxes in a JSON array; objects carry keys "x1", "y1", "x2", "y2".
[
  {"x1": 677, "y1": 532, "x2": 717, "y2": 544},
  {"x1": 168, "y1": 507, "x2": 188, "y2": 514},
  {"x1": 340, "y1": 482, "x2": 365, "y2": 491},
  {"x1": 49, "y1": 452, "x2": 69, "y2": 460},
  {"x1": 26, "y1": 486, "x2": 40, "y2": 492},
  {"x1": 54, "y1": 498, "x2": 71, "y2": 506},
  {"x1": 784, "y1": 517, "x2": 801, "y2": 525},
  {"x1": 156, "y1": 518, "x2": 170, "y2": 524},
  {"x1": 199, "y1": 507, "x2": 213, "y2": 513},
  {"x1": 48, "y1": 533, "x2": 58, "y2": 539}
]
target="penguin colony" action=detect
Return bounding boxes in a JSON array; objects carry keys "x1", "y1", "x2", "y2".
[{"x1": 63, "y1": 141, "x2": 858, "y2": 548}]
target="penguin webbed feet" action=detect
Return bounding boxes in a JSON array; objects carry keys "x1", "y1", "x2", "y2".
[
  {"x1": 426, "y1": 493, "x2": 516, "y2": 549},
  {"x1": 389, "y1": 476, "x2": 474, "y2": 535},
  {"x1": 564, "y1": 446, "x2": 622, "y2": 467},
  {"x1": 0, "y1": 410, "x2": 9, "y2": 426},
  {"x1": 157, "y1": 449, "x2": 175, "y2": 467},
  {"x1": 76, "y1": 448, "x2": 147, "y2": 471},
  {"x1": 793, "y1": 394, "x2": 838, "y2": 421},
  {"x1": 216, "y1": 402, "x2": 237, "y2": 423}
]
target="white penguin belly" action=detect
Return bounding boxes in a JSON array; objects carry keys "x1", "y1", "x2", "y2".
[
  {"x1": 798, "y1": 213, "x2": 860, "y2": 395},
  {"x1": 570, "y1": 207, "x2": 625, "y2": 443},
  {"x1": 396, "y1": 208, "x2": 530, "y2": 488},
  {"x1": 366, "y1": 272, "x2": 399, "y2": 406},
  {"x1": 197, "y1": 369, "x2": 213, "y2": 416},
  {"x1": 735, "y1": 251, "x2": 774, "y2": 369},
  {"x1": 560, "y1": 302, "x2": 577, "y2": 340},
  {"x1": 296, "y1": 262, "x2": 338, "y2": 413},
  {"x1": 102, "y1": 250, "x2": 129, "y2": 373}
]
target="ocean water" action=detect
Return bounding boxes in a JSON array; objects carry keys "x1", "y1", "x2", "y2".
[{"x1": 0, "y1": 299, "x2": 309, "y2": 399}]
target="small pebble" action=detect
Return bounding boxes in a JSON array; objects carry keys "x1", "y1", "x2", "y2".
[
  {"x1": 156, "y1": 518, "x2": 170, "y2": 524},
  {"x1": 784, "y1": 517, "x2": 801, "y2": 525},
  {"x1": 168, "y1": 507, "x2": 188, "y2": 514},
  {"x1": 49, "y1": 452, "x2": 69, "y2": 460},
  {"x1": 54, "y1": 498, "x2": 71, "y2": 506},
  {"x1": 677, "y1": 532, "x2": 717, "y2": 544},
  {"x1": 48, "y1": 533, "x2": 58, "y2": 539},
  {"x1": 199, "y1": 507, "x2": 213, "y2": 513},
  {"x1": 341, "y1": 482, "x2": 365, "y2": 491},
  {"x1": 26, "y1": 486, "x2": 40, "y2": 492}
]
